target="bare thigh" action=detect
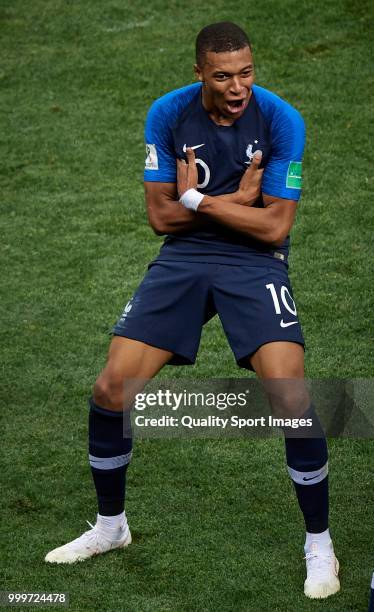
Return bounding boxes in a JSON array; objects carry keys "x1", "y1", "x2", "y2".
[
  {"x1": 93, "y1": 336, "x2": 173, "y2": 411},
  {"x1": 249, "y1": 341, "x2": 310, "y2": 417}
]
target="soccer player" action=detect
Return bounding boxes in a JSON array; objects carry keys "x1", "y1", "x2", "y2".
[{"x1": 45, "y1": 22, "x2": 340, "y2": 600}]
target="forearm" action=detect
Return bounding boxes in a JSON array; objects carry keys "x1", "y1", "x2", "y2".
[
  {"x1": 147, "y1": 199, "x2": 205, "y2": 235},
  {"x1": 155, "y1": 190, "x2": 248, "y2": 234},
  {"x1": 174, "y1": 144, "x2": 265, "y2": 233},
  {"x1": 216, "y1": 191, "x2": 256, "y2": 207},
  {"x1": 198, "y1": 195, "x2": 282, "y2": 245}
]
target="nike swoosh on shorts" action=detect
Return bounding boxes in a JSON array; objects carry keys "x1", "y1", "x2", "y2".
[{"x1": 280, "y1": 319, "x2": 298, "y2": 328}]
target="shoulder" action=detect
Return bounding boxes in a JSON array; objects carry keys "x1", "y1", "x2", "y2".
[
  {"x1": 256, "y1": 86, "x2": 306, "y2": 200},
  {"x1": 252, "y1": 84, "x2": 305, "y2": 140},
  {"x1": 146, "y1": 83, "x2": 202, "y2": 132},
  {"x1": 144, "y1": 83, "x2": 201, "y2": 181}
]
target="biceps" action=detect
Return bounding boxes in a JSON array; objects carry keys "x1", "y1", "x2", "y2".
[
  {"x1": 263, "y1": 194, "x2": 298, "y2": 233},
  {"x1": 145, "y1": 182, "x2": 177, "y2": 211},
  {"x1": 144, "y1": 182, "x2": 178, "y2": 227}
]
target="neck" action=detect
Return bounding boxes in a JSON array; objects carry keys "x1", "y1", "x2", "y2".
[{"x1": 200, "y1": 89, "x2": 234, "y2": 126}]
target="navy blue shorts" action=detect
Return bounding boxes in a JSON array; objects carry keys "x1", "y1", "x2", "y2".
[{"x1": 113, "y1": 261, "x2": 304, "y2": 368}]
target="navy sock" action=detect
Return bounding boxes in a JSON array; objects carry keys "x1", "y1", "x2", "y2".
[
  {"x1": 284, "y1": 404, "x2": 329, "y2": 534},
  {"x1": 369, "y1": 572, "x2": 374, "y2": 612},
  {"x1": 88, "y1": 399, "x2": 132, "y2": 516}
]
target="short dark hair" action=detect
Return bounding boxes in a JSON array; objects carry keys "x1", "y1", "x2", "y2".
[{"x1": 196, "y1": 22, "x2": 251, "y2": 66}]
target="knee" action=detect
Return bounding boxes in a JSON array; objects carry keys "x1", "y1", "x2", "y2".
[
  {"x1": 93, "y1": 372, "x2": 124, "y2": 411},
  {"x1": 279, "y1": 389, "x2": 309, "y2": 417},
  {"x1": 267, "y1": 381, "x2": 310, "y2": 418}
]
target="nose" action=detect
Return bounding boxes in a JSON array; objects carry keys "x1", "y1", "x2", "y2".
[{"x1": 230, "y1": 76, "x2": 243, "y2": 96}]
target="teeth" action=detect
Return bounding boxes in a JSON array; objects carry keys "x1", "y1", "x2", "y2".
[
  {"x1": 228, "y1": 100, "x2": 243, "y2": 109},
  {"x1": 228, "y1": 101, "x2": 243, "y2": 111}
]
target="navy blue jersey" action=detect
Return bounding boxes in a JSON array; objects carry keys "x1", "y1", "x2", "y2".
[{"x1": 144, "y1": 83, "x2": 305, "y2": 267}]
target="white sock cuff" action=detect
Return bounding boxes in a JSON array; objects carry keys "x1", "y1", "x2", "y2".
[
  {"x1": 287, "y1": 461, "x2": 328, "y2": 485},
  {"x1": 305, "y1": 528, "x2": 331, "y2": 550},
  {"x1": 97, "y1": 511, "x2": 126, "y2": 529}
]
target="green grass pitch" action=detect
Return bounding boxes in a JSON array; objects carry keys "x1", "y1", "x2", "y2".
[{"x1": 1, "y1": 0, "x2": 373, "y2": 610}]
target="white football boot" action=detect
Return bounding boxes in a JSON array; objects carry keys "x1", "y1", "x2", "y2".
[
  {"x1": 304, "y1": 541, "x2": 340, "y2": 599},
  {"x1": 45, "y1": 515, "x2": 131, "y2": 564}
]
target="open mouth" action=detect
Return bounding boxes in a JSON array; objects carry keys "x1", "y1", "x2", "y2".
[{"x1": 225, "y1": 98, "x2": 248, "y2": 114}]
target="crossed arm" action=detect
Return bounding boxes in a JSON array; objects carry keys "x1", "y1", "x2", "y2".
[{"x1": 145, "y1": 150, "x2": 298, "y2": 247}]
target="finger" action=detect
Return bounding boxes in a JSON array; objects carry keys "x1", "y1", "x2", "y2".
[
  {"x1": 251, "y1": 149, "x2": 263, "y2": 168},
  {"x1": 243, "y1": 150, "x2": 262, "y2": 176},
  {"x1": 186, "y1": 147, "x2": 196, "y2": 164}
]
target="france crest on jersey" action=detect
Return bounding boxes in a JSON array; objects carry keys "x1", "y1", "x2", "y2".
[{"x1": 144, "y1": 83, "x2": 305, "y2": 267}]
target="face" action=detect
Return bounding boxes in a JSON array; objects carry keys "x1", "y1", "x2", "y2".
[{"x1": 195, "y1": 46, "x2": 255, "y2": 122}]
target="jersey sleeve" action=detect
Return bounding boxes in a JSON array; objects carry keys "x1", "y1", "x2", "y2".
[
  {"x1": 144, "y1": 83, "x2": 202, "y2": 183},
  {"x1": 144, "y1": 99, "x2": 177, "y2": 183},
  {"x1": 254, "y1": 86, "x2": 306, "y2": 201}
]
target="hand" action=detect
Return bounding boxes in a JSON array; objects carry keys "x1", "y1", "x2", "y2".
[
  {"x1": 236, "y1": 150, "x2": 264, "y2": 206},
  {"x1": 177, "y1": 148, "x2": 198, "y2": 198}
]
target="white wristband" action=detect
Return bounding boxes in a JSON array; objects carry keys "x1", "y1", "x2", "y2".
[{"x1": 180, "y1": 188, "x2": 204, "y2": 211}]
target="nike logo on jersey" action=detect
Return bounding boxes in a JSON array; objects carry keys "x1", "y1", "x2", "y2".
[
  {"x1": 280, "y1": 319, "x2": 298, "y2": 328},
  {"x1": 303, "y1": 474, "x2": 321, "y2": 482},
  {"x1": 183, "y1": 143, "x2": 205, "y2": 152}
]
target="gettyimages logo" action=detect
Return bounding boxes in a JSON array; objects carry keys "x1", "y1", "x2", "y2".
[
  {"x1": 122, "y1": 379, "x2": 374, "y2": 439},
  {"x1": 134, "y1": 389, "x2": 248, "y2": 411}
]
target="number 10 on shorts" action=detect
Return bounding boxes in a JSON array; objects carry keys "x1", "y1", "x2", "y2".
[{"x1": 266, "y1": 283, "x2": 297, "y2": 316}]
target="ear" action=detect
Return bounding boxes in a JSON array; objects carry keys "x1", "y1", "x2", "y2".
[{"x1": 194, "y1": 63, "x2": 203, "y2": 82}]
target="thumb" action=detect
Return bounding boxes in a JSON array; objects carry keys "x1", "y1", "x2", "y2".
[
  {"x1": 251, "y1": 149, "x2": 263, "y2": 168},
  {"x1": 186, "y1": 147, "x2": 196, "y2": 164}
]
